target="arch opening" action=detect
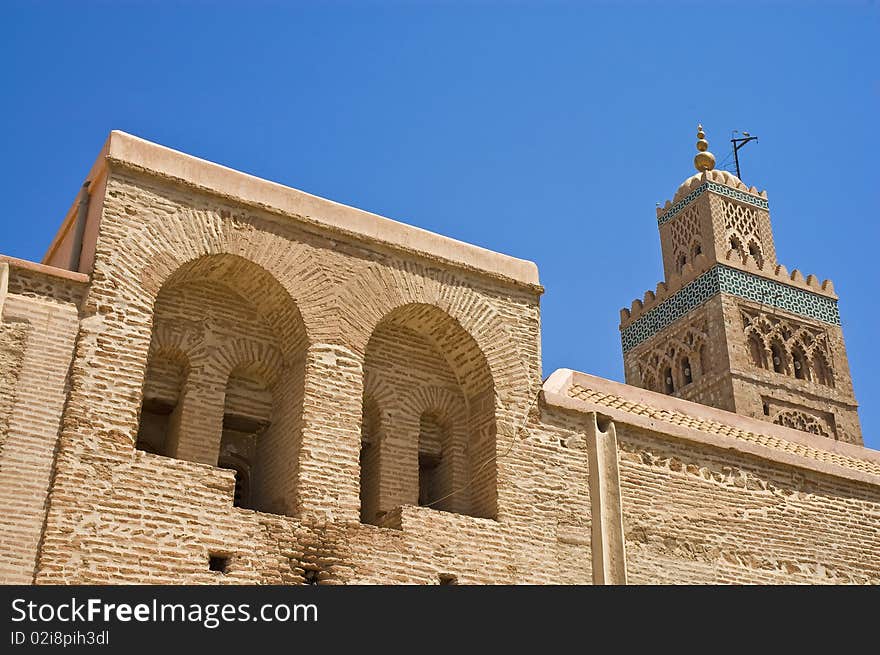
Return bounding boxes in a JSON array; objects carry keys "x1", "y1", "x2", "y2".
[
  {"x1": 136, "y1": 254, "x2": 308, "y2": 518},
  {"x1": 361, "y1": 303, "x2": 497, "y2": 521}
]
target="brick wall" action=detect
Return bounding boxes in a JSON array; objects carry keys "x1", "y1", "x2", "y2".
[
  {"x1": 617, "y1": 424, "x2": 880, "y2": 583},
  {"x1": 0, "y1": 266, "x2": 84, "y2": 583}
]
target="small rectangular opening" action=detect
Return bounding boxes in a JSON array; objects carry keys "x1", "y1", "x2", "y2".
[
  {"x1": 438, "y1": 573, "x2": 458, "y2": 585},
  {"x1": 208, "y1": 554, "x2": 229, "y2": 574}
]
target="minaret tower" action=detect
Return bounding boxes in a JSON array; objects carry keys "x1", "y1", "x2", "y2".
[{"x1": 619, "y1": 125, "x2": 862, "y2": 444}]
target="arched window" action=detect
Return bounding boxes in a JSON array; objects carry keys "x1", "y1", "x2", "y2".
[
  {"x1": 136, "y1": 351, "x2": 188, "y2": 456},
  {"x1": 729, "y1": 235, "x2": 743, "y2": 257},
  {"x1": 218, "y1": 457, "x2": 249, "y2": 508},
  {"x1": 747, "y1": 333, "x2": 767, "y2": 370},
  {"x1": 418, "y1": 412, "x2": 447, "y2": 508},
  {"x1": 791, "y1": 348, "x2": 809, "y2": 381},
  {"x1": 677, "y1": 253, "x2": 687, "y2": 273},
  {"x1": 663, "y1": 366, "x2": 675, "y2": 394},
  {"x1": 139, "y1": 254, "x2": 307, "y2": 519},
  {"x1": 747, "y1": 240, "x2": 764, "y2": 268},
  {"x1": 362, "y1": 304, "x2": 496, "y2": 519},
  {"x1": 219, "y1": 369, "x2": 272, "y2": 511},
  {"x1": 681, "y1": 357, "x2": 693, "y2": 386},
  {"x1": 770, "y1": 341, "x2": 788, "y2": 375}
]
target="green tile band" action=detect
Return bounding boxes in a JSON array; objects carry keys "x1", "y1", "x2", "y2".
[{"x1": 620, "y1": 264, "x2": 839, "y2": 352}]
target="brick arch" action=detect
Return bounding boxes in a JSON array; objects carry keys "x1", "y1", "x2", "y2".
[
  {"x1": 110, "y1": 206, "x2": 339, "y2": 349},
  {"x1": 211, "y1": 338, "x2": 285, "y2": 391},
  {"x1": 131, "y1": 239, "x2": 309, "y2": 517},
  {"x1": 400, "y1": 386, "x2": 469, "y2": 429},
  {"x1": 147, "y1": 328, "x2": 193, "y2": 372},
  {"x1": 337, "y1": 262, "x2": 530, "y2": 404},
  {"x1": 361, "y1": 298, "x2": 500, "y2": 519}
]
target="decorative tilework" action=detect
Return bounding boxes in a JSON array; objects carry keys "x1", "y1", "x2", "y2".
[
  {"x1": 620, "y1": 265, "x2": 840, "y2": 352},
  {"x1": 658, "y1": 182, "x2": 769, "y2": 226}
]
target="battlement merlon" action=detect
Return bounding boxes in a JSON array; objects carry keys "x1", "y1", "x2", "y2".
[{"x1": 42, "y1": 130, "x2": 542, "y2": 292}]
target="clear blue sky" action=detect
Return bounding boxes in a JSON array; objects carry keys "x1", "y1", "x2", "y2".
[{"x1": 2, "y1": 2, "x2": 878, "y2": 448}]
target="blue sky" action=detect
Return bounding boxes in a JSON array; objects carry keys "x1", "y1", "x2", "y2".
[{"x1": 2, "y1": 1, "x2": 878, "y2": 448}]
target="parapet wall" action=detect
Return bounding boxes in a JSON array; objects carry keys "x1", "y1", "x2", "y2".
[{"x1": 543, "y1": 369, "x2": 880, "y2": 584}]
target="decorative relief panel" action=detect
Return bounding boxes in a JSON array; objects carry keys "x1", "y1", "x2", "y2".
[
  {"x1": 741, "y1": 306, "x2": 834, "y2": 386},
  {"x1": 657, "y1": 181, "x2": 768, "y2": 225},
  {"x1": 722, "y1": 200, "x2": 764, "y2": 268},
  {"x1": 634, "y1": 318, "x2": 709, "y2": 395},
  {"x1": 669, "y1": 205, "x2": 703, "y2": 273},
  {"x1": 773, "y1": 409, "x2": 833, "y2": 439}
]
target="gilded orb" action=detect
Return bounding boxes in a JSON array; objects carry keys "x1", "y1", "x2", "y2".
[
  {"x1": 696, "y1": 138, "x2": 709, "y2": 152},
  {"x1": 694, "y1": 150, "x2": 716, "y2": 172}
]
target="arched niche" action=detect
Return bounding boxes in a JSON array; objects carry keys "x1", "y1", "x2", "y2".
[{"x1": 361, "y1": 303, "x2": 497, "y2": 521}]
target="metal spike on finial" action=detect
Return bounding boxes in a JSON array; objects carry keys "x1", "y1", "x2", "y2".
[{"x1": 694, "y1": 123, "x2": 716, "y2": 172}]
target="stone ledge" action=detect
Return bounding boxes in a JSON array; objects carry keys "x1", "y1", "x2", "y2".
[
  {"x1": 542, "y1": 368, "x2": 880, "y2": 487},
  {"x1": 0, "y1": 255, "x2": 90, "y2": 284}
]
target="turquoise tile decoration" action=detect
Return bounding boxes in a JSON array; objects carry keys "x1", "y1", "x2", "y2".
[
  {"x1": 657, "y1": 182, "x2": 769, "y2": 226},
  {"x1": 620, "y1": 265, "x2": 839, "y2": 352}
]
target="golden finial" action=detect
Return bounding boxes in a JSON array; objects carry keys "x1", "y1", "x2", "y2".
[{"x1": 694, "y1": 123, "x2": 716, "y2": 172}]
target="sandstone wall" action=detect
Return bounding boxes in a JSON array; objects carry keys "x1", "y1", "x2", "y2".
[
  {"x1": 617, "y1": 424, "x2": 880, "y2": 583},
  {"x1": 36, "y1": 164, "x2": 603, "y2": 584},
  {"x1": 0, "y1": 261, "x2": 85, "y2": 583}
]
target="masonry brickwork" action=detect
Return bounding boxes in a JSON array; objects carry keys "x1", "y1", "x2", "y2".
[{"x1": 0, "y1": 131, "x2": 876, "y2": 585}]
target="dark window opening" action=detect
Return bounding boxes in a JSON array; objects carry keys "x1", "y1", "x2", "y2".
[
  {"x1": 135, "y1": 398, "x2": 175, "y2": 455},
  {"x1": 771, "y1": 343, "x2": 786, "y2": 374},
  {"x1": 663, "y1": 367, "x2": 674, "y2": 394},
  {"x1": 763, "y1": 402, "x2": 770, "y2": 416},
  {"x1": 218, "y1": 464, "x2": 247, "y2": 508},
  {"x1": 303, "y1": 569, "x2": 320, "y2": 585},
  {"x1": 418, "y1": 412, "x2": 445, "y2": 508},
  {"x1": 681, "y1": 358, "x2": 693, "y2": 386},
  {"x1": 208, "y1": 554, "x2": 229, "y2": 573},
  {"x1": 748, "y1": 242, "x2": 763, "y2": 266},
  {"x1": 418, "y1": 452, "x2": 441, "y2": 507},
  {"x1": 792, "y1": 350, "x2": 808, "y2": 380},
  {"x1": 439, "y1": 574, "x2": 458, "y2": 585}
]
